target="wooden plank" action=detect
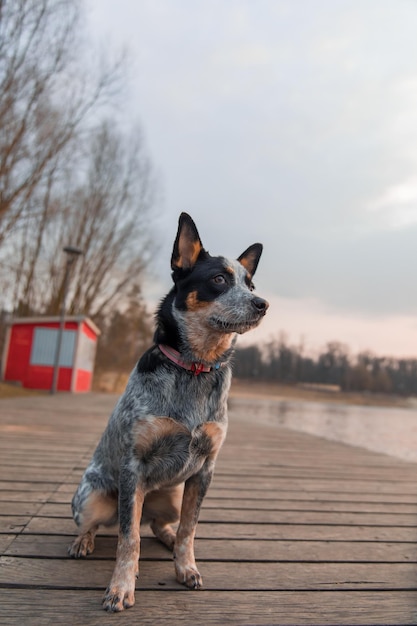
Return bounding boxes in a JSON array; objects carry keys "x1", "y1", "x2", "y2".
[
  {"x1": 0, "y1": 440, "x2": 87, "y2": 450},
  {"x1": 199, "y1": 509, "x2": 417, "y2": 525},
  {"x1": 35, "y1": 501, "x2": 417, "y2": 526},
  {"x1": 5, "y1": 534, "x2": 417, "y2": 563},
  {"x1": 209, "y1": 485, "x2": 417, "y2": 502},
  {"x1": 36, "y1": 496, "x2": 417, "y2": 514},
  {"x1": 50, "y1": 490, "x2": 417, "y2": 511},
  {"x1": 210, "y1": 476, "x2": 417, "y2": 494},
  {"x1": 49, "y1": 483, "x2": 417, "y2": 505},
  {"x1": 1, "y1": 556, "x2": 416, "y2": 590},
  {"x1": 23, "y1": 516, "x2": 417, "y2": 541},
  {"x1": 222, "y1": 451, "x2": 415, "y2": 468},
  {"x1": 213, "y1": 463, "x2": 417, "y2": 480},
  {"x1": 0, "y1": 589, "x2": 413, "y2": 626},
  {"x1": 206, "y1": 498, "x2": 417, "y2": 513},
  {"x1": 0, "y1": 502, "x2": 41, "y2": 516},
  {"x1": 0, "y1": 491, "x2": 53, "y2": 503},
  {"x1": 0, "y1": 481, "x2": 59, "y2": 492},
  {"x1": 0, "y1": 468, "x2": 72, "y2": 481},
  {"x1": 48, "y1": 479, "x2": 417, "y2": 497},
  {"x1": 0, "y1": 460, "x2": 77, "y2": 471},
  {"x1": 0, "y1": 516, "x2": 29, "y2": 533},
  {"x1": 0, "y1": 535, "x2": 16, "y2": 553},
  {"x1": 0, "y1": 446, "x2": 81, "y2": 457},
  {"x1": 197, "y1": 523, "x2": 417, "y2": 542}
]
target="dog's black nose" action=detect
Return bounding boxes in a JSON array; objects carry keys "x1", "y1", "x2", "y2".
[{"x1": 251, "y1": 297, "x2": 269, "y2": 313}]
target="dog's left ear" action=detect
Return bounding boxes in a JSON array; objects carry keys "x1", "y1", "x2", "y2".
[
  {"x1": 171, "y1": 212, "x2": 204, "y2": 271},
  {"x1": 237, "y1": 243, "x2": 263, "y2": 277}
]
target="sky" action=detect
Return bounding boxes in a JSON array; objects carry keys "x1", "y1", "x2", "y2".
[{"x1": 86, "y1": 0, "x2": 417, "y2": 358}]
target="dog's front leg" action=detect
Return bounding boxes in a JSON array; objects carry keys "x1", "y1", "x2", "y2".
[
  {"x1": 173, "y1": 463, "x2": 212, "y2": 589},
  {"x1": 103, "y1": 463, "x2": 144, "y2": 612}
]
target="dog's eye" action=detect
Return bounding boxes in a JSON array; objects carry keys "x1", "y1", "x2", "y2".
[
  {"x1": 249, "y1": 282, "x2": 255, "y2": 292},
  {"x1": 212, "y1": 274, "x2": 226, "y2": 285}
]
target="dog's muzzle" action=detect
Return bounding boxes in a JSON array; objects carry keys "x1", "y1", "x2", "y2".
[{"x1": 208, "y1": 296, "x2": 269, "y2": 334}]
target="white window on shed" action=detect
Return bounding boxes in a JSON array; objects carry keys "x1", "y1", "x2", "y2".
[{"x1": 30, "y1": 328, "x2": 76, "y2": 367}]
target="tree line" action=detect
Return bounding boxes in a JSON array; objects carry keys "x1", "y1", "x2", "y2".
[{"x1": 233, "y1": 336, "x2": 417, "y2": 396}]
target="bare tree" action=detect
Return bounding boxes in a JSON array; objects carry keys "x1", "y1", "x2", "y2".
[
  {"x1": 0, "y1": 0, "x2": 120, "y2": 244},
  {"x1": 6, "y1": 120, "x2": 157, "y2": 319},
  {"x1": 46, "y1": 121, "x2": 157, "y2": 318},
  {"x1": 0, "y1": 0, "x2": 158, "y2": 324}
]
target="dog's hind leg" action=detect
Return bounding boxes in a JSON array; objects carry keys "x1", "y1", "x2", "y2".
[
  {"x1": 69, "y1": 487, "x2": 118, "y2": 558},
  {"x1": 150, "y1": 522, "x2": 176, "y2": 550},
  {"x1": 69, "y1": 524, "x2": 99, "y2": 558},
  {"x1": 144, "y1": 485, "x2": 183, "y2": 551}
]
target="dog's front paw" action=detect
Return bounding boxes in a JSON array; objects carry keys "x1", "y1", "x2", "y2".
[
  {"x1": 102, "y1": 585, "x2": 135, "y2": 612},
  {"x1": 175, "y1": 562, "x2": 203, "y2": 589}
]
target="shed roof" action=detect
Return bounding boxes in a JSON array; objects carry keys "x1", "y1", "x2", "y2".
[{"x1": 8, "y1": 316, "x2": 101, "y2": 336}]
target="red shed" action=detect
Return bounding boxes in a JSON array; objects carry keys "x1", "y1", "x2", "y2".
[{"x1": 1, "y1": 316, "x2": 100, "y2": 392}]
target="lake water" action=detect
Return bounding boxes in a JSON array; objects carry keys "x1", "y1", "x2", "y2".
[{"x1": 229, "y1": 396, "x2": 417, "y2": 463}]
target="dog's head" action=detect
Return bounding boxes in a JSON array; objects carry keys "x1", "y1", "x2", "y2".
[{"x1": 169, "y1": 213, "x2": 268, "y2": 361}]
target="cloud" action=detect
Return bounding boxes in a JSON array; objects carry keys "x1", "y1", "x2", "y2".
[{"x1": 367, "y1": 177, "x2": 417, "y2": 229}]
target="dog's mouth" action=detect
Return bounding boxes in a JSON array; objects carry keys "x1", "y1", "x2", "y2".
[{"x1": 208, "y1": 313, "x2": 265, "y2": 334}]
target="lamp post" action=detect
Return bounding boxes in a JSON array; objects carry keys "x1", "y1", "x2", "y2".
[{"x1": 51, "y1": 246, "x2": 83, "y2": 394}]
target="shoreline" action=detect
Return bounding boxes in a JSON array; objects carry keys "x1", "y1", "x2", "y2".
[{"x1": 230, "y1": 379, "x2": 411, "y2": 409}]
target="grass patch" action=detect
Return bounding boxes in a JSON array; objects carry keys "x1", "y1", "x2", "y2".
[{"x1": 0, "y1": 382, "x2": 45, "y2": 399}]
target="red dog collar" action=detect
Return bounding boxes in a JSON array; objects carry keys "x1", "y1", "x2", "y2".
[{"x1": 158, "y1": 344, "x2": 220, "y2": 375}]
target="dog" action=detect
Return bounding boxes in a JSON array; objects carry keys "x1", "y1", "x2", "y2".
[{"x1": 69, "y1": 212, "x2": 268, "y2": 612}]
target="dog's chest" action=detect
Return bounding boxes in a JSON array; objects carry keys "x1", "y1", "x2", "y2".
[{"x1": 134, "y1": 418, "x2": 226, "y2": 491}]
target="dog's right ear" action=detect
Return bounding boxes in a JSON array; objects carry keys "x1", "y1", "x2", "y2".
[{"x1": 171, "y1": 213, "x2": 204, "y2": 271}]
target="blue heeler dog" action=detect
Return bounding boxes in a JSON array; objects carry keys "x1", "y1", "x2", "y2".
[{"x1": 69, "y1": 212, "x2": 269, "y2": 612}]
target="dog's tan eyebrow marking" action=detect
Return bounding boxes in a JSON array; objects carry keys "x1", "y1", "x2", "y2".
[{"x1": 186, "y1": 291, "x2": 211, "y2": 311}]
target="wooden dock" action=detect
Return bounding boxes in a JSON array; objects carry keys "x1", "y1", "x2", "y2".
[{"x1": 0, "y1": 392, "x2": 416, "y2": 625}]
